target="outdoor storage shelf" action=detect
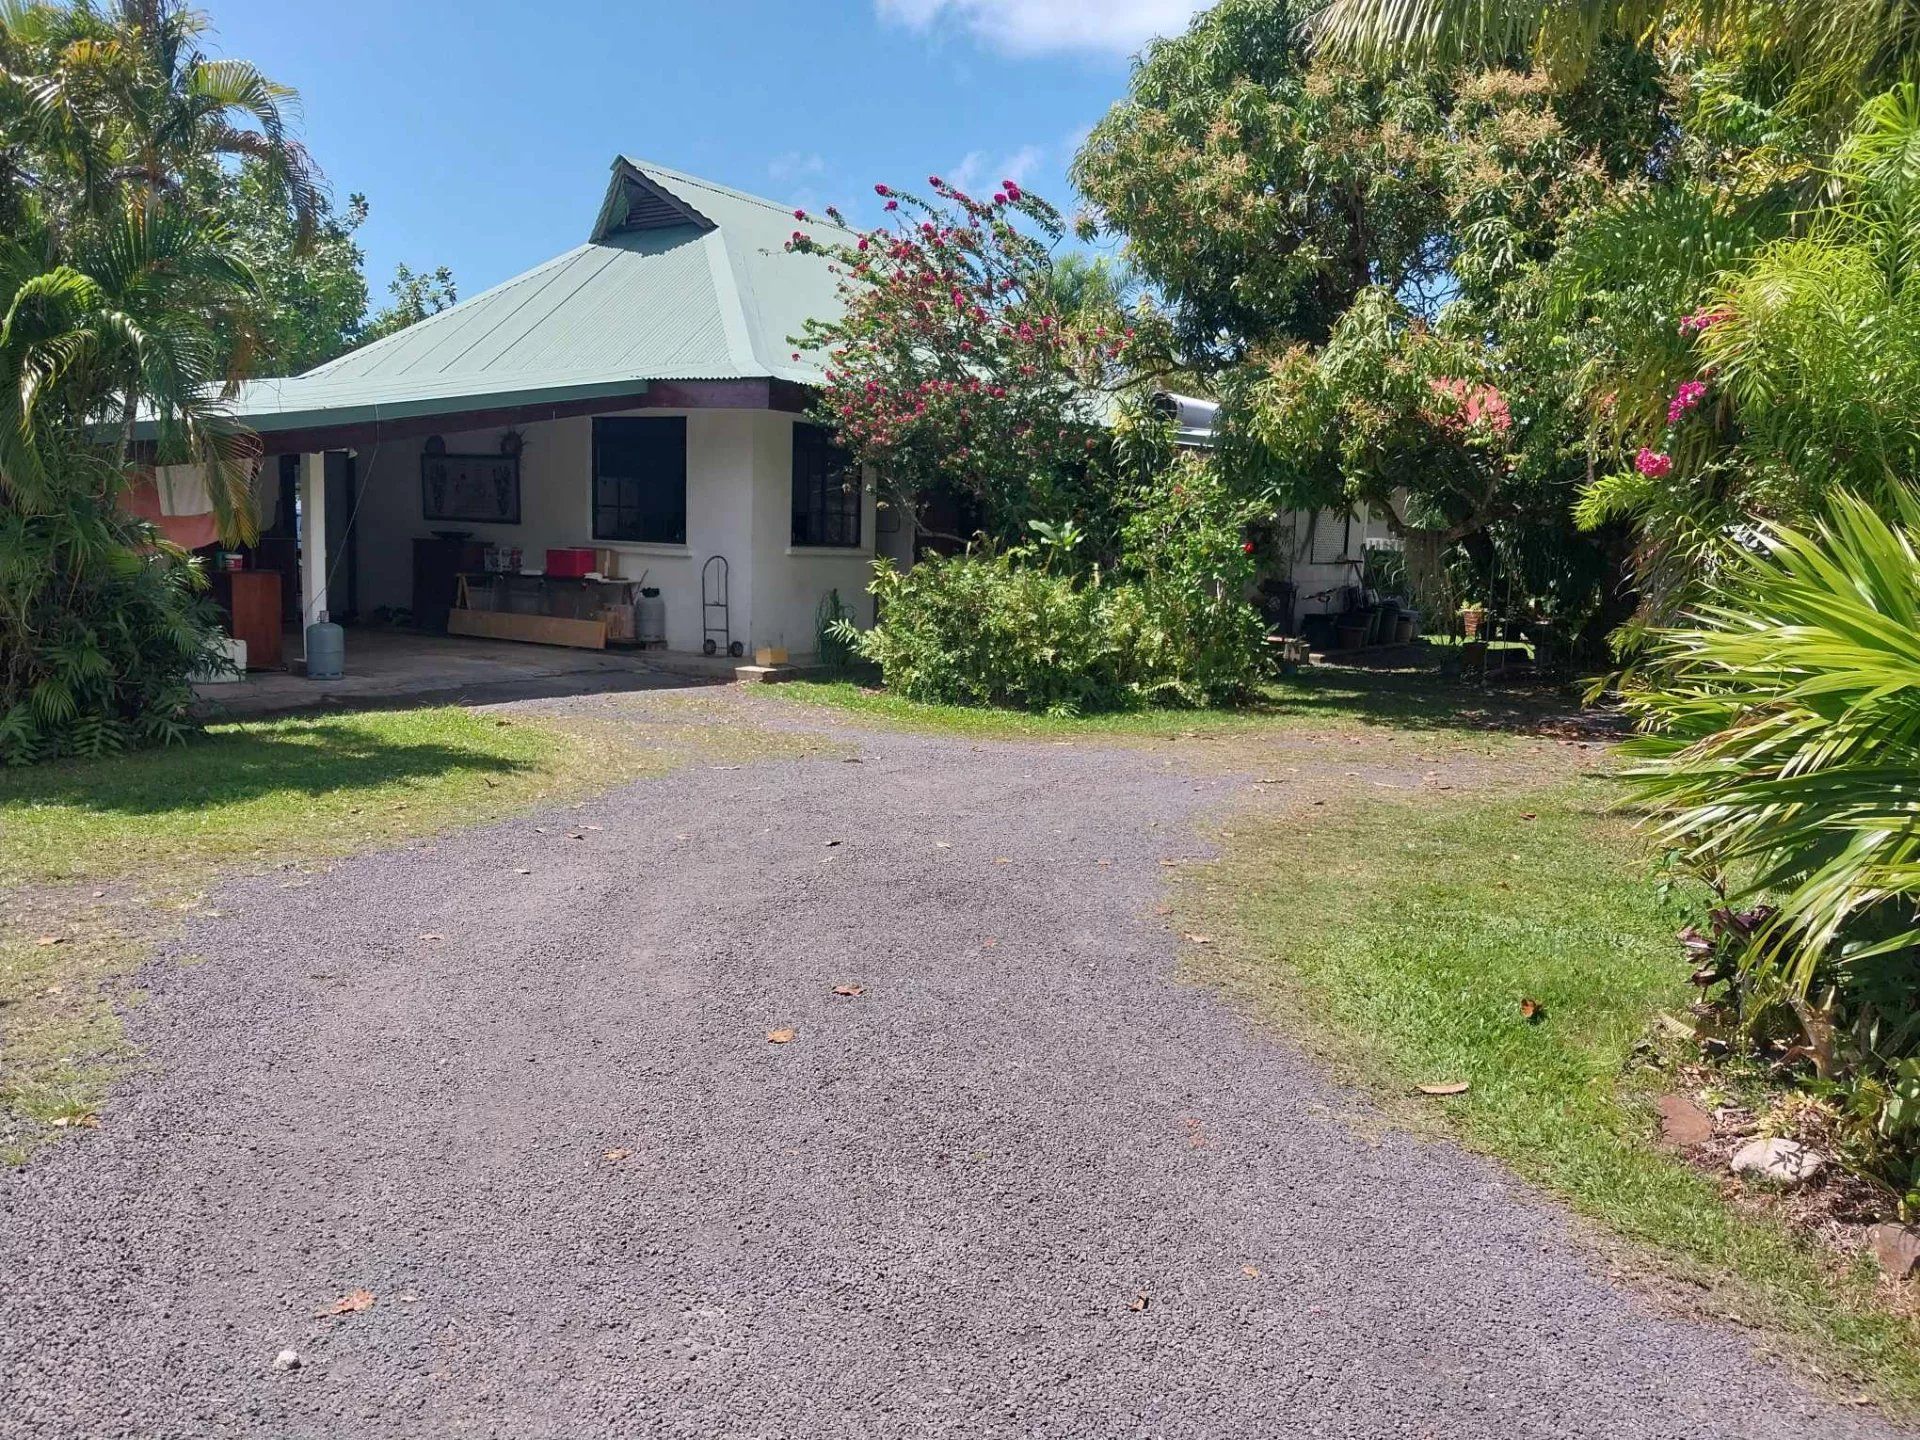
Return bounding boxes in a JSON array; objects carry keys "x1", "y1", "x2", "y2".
[{"x1": 449, "y1": 571, "x2": 642, "y2": 651}]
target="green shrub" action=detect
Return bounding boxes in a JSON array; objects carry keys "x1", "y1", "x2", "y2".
[
  {"x1": 849, "y1": 457, "x2": 1265, "y2": 713},
  {"x1": 0, "y1": 505, "x2": 226, "y2": 766}
]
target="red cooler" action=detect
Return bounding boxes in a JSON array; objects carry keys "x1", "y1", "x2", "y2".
[{"x1": 545, "y1": 547, "x2": 596, "y2": 578}]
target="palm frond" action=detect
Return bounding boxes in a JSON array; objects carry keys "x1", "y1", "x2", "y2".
[{"x1": 1625, "y1": 489, "x2": 1920, "y2": 998}]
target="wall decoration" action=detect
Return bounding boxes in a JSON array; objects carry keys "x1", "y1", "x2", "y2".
[{"x1": 421, "y1": 444, "x2": 520, "y2": 525}]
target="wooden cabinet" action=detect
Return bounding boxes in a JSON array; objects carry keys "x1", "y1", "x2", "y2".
[
  {"x1": 412, "y1": 537, "x2": 487, "y2": 632},
  {"x1": 210, "y1": 569, "x2": 283, "y2": 671}
]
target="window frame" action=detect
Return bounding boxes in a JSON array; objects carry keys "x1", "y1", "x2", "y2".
[
  {"x1": 591, "y1": 416, "x2": 687, "y2": 546},
  {"x1": 789, "y1": 422, "x2": 863, "y2": 550}
]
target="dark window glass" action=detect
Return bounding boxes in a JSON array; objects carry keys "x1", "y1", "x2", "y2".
[
  {"x1": 790, "y1": 423, "x2": 861, "y2": 548},
  {"x1": 593, "y1": 417, "x2": 686, "y2": 544}
]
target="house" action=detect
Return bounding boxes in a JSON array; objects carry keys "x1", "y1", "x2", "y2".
[
  {"x1": 203, "y1": 158, "x2": 911, "y2": 663},
  {"x1": 182, "y1": 157, "x2": 1396, "y2": 679}
]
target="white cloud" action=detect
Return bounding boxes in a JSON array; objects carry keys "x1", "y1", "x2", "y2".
[
  {"x1": 768, "y1": 151, "x2": 827, "y2": 184},
  {"x1": 877, "y1": 0, "x2": 1212, "y2": 56},
  {"x1": 949, "y1": 143, "x2": 1045, "y2": 195}
]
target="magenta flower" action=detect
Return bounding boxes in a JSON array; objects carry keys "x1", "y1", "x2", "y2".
[
  {"x1": 885, "y1": 199, "x2": 898, "y2": 211},
  {"x1": 874, "y1": 184, "x2": 891, "y2": 196},
  {"x1": 1667, "y1": 380, "x2": 1708, "y2": 424},
  {"x1": 1635, "y1": 447, "x2": 1673, "y2": 478},
  {"x1": 793, "y1": 208, "x2": 806, "y2": 220},
  {"x1": 1003, "y1": 180, "x2": 1022, "y2": 200}
]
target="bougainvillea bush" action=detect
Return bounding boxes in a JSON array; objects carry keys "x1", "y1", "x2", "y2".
[
  {"x1": 789, "y1": 178, "x2": 1262, "y2": 712},
  {"x1": 788, "y1": 176, "x2": 1156, "y2": 549}
]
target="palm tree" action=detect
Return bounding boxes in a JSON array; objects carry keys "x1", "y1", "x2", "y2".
[
  {"x1": 0, "y1": 1, "x2": 315, "y2": 760},
  {"x1": 1313, "y1": 0, "x2": 1920, "y2": 117},
  {"x1": 3, "y1": 1, "x2": 320, "y2": 237},
  {"x1": 0, "y1": 200, "x2": 260, "y2": 523}
]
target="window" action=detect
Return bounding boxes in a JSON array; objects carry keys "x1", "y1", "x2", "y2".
[
  {"x1": 790, "y1": 423, "x2": 861, "y2": 548},
  {"x1": 593, "y1": 417, "x2": 686, "y2": 544}
]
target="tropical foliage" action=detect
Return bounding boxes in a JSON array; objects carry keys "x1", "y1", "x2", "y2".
[
  {"x1": 1315, "y1": 0, "x2": 1920, "y2": 119},
  {"x1": 1622, "y1": 495, "x2": 1920, "y2": 1201},
  {"x1": 847, "y1": 444, "x2": 1263, "y2": 713},
  {"x1": 1072, "y1": 0, "x2": 1669, "y2": 653},
  {"x1": 789, "y1": 176, "x2": 1162, "y2": 549},
  {"x1": 790, "y1": 174, "x2": 1263, "y2": 710},
  {"x1": 0, "y1": 1, "x2": 304, "y2": 762}
]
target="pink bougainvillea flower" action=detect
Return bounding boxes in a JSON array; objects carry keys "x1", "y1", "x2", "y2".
[
  {"x1": 1667, "y1": 380, "x2": 1708, "y2": 423},
  {"x1": 1241, "y1": 541, "x2": 1256, "y2": 554},
  {"x1": 874, "y1": 184, "x2": 891, "y2": 196},
  {"x1": 885, "y1": 199, "x2": 898, "y2": 211},
  {"x1": 1678, "y1": 308, "x2": 1729, "y2": 336},
  {"x1": 1635, "y1": 447, "x2": 1673, "y2": 478},
  {"x1": 1003, "y1": 180, "x2": 1022, "y2": 200},
  {"x1": 793, "y1": 208, "x2": 806, "y2": 220}
]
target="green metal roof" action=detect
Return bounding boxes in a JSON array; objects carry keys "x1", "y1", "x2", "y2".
[{"x1": 217, "y1": 159, "x2": 853, "y2": 434}]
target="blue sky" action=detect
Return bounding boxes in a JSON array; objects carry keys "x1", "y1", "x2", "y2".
[{"x1": 211, "y1": 0, "x2": 1213, "y2": 305}]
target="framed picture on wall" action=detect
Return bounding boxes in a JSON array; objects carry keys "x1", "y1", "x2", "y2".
[{"x1": 421, "y1": 448, "x2": 520, "y2": 525}]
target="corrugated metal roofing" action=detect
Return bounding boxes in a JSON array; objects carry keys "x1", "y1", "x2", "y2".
[{"x1": 217, "y1": 159, "x2": 852, "y2": 433}]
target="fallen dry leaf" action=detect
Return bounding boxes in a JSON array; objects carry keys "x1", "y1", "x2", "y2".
[
  {"x1": 512, "y1": 868, "x2": 531, "y2": 876},
  {"x1": 50, "y1": 1113, "x2": 99, "y2": 1129},
  {"x1": 1127, "y1": 1290, "x2": 1150, "y2": 1313},
  {"x1": 34, "y1": 935, "x2": 65, "y2": 947},
  {"x1": 1241, "y1": 1265, "x2": 1261, "y2": 1279},
  {"x1": 1185, "y1": 934, "x2": 1213, "y2": 946},
  {"x1": 934, "y1": 841, "x2": 952, "y2": 849},
  {"x1": 316, "y1": 1288, "x2": 376, "y2": 1318},
  {"x1": 1519, "y1": 812, "x2": 1538, "y2": 822},
  {"x1": 603, "y1": 1147, "x2": 633, "y2": 1162},
  {"x1": 994, "y1": 857, "x2": 1011, "y2": 865},
  {"x1": 1519, "y1": 997, "x2": 1545, "y2": 1023},
  {"x1": 1417, "y1": 1081, "x2": 1471, "y2": 1097},
  {"x1": 419, "y1": 933, "x2": 444, "y2": 942},
  {"x1": 767, "y1": 1027, "x2": 797, "y2": 1044},
  {"x1": 831, "y1": 984, "x2": 864, "y2": 997}
]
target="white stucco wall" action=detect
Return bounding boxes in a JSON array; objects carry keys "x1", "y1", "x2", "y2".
[
  {"x1": 1283, "y1": 504, "x2": 1398, "y2": 617},
  {"x1": 347, "y1": 406, "x2": 887, "y2": 656}
]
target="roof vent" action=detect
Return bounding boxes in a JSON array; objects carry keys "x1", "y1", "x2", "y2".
[{"x1": 591, "y1": 162, "x2": 715, "y2": 242}]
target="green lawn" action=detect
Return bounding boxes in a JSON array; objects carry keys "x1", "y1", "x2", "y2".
[
  {"x1": 773, "y1": 662, "x2": 1574, "y2": 741},
  {"x1": 1187, "y1": 777, "x2": 1920, "y2": 1415},
  {"x1": 0, "y1": 706, "x2": 663, "y2": 887}
]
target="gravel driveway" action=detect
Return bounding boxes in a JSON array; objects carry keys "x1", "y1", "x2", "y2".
[{"x1": 1, "y1": 696, "x2": 1907, "y2": 1439}]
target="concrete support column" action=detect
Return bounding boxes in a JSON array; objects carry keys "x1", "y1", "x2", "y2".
[{"x1": 298, "y1": 451, "x2": 328, "y2": 637}]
